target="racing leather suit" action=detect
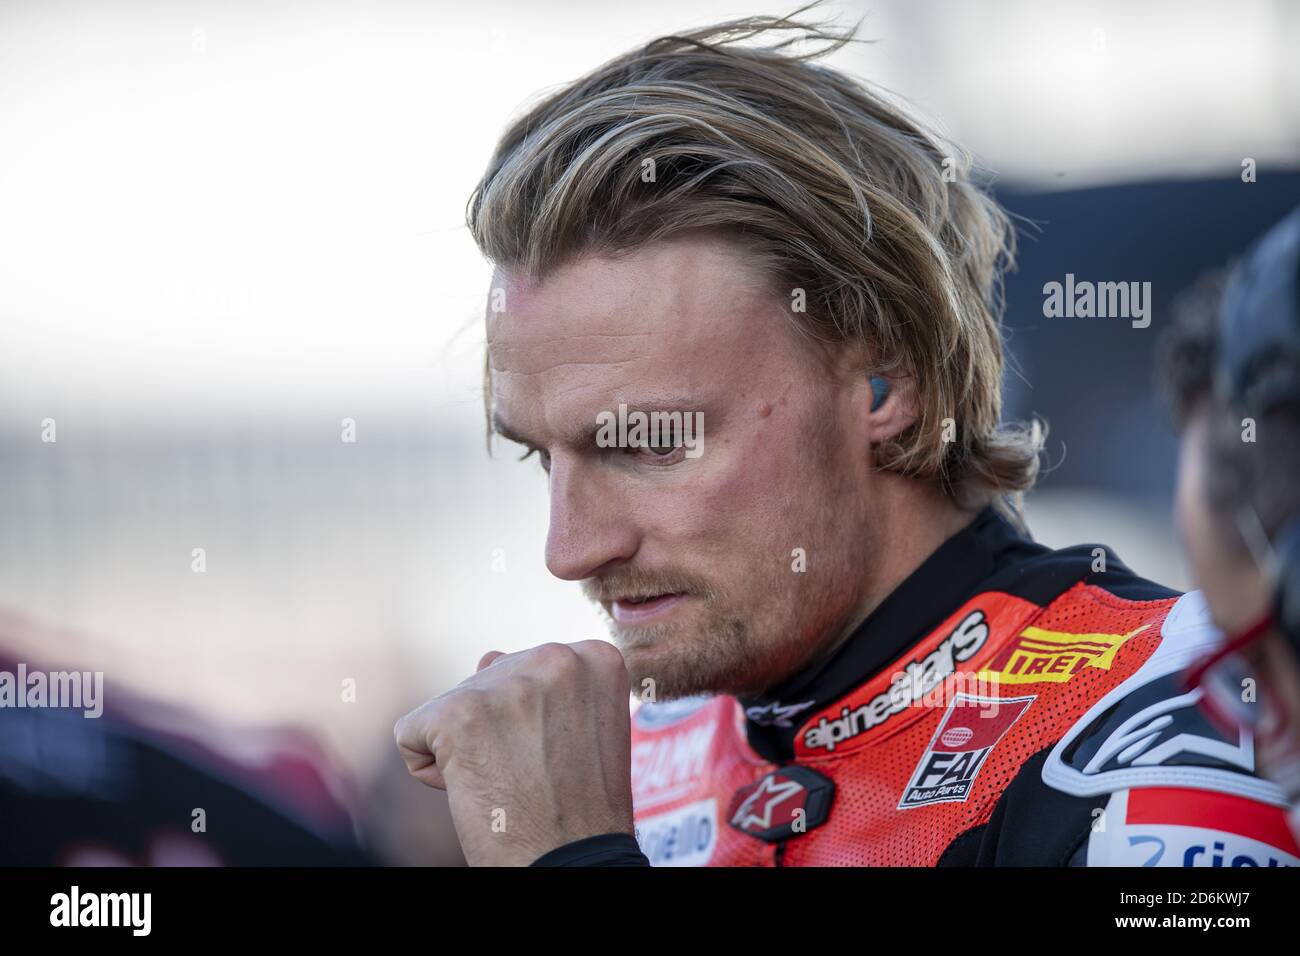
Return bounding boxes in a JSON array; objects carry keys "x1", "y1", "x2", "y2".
[{"x1": 533, "y1": 506, "x2": 1299, "y2": 866}]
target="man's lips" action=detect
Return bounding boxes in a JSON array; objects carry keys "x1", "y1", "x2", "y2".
[{"x1": 610, "y1": 592, "x2": 688, "y2": 624}]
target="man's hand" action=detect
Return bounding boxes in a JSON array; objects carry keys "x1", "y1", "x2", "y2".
[{"x1": 394, "y1": 640, "x2": 637, "y2": 866}]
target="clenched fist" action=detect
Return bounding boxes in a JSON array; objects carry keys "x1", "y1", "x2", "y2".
[{"x1": 394, "y1": 640, "x2": 637, "y2": 866}]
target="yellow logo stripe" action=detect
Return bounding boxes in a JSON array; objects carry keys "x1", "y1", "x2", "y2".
[{"x1": 978, "y1": 624, "x2": 1148, "y2": 684}]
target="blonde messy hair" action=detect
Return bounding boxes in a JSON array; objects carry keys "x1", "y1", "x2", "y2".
[{"x1": 468, "y1": 5, "x2": 1044, "y2": 518}]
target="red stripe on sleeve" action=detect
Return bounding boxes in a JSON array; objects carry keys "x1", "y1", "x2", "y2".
[{"x1": 1126, "y1": 787, "x2": 1300, "y2": 854}]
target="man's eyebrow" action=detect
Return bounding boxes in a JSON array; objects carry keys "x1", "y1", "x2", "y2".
[
  {"x1": 493, "y1": 399, "x2": 710, "y2": 451},
  {"x1": 491, "y1": 414, "x2": 537, "y2": 449}
]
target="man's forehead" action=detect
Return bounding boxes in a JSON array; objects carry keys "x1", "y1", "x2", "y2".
[{"x1": 486, "y1": 239, "x2": 781, "y2": 372}]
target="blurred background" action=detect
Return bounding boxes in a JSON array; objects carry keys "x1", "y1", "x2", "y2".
[{"x1": 1, "y1": 0, "x2": 1298, "y2": 864}]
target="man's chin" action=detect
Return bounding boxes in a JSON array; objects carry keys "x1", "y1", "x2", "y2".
[
  {"x1": 617, "y1": 640, "x2": 708, "y2": 701},
  {"x1": 614, "y1": 619, "x2": 762, "y2": 701}
]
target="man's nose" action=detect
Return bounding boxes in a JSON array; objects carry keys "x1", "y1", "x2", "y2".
[{"x1": 544, "y1": 456, "x2": 639, "y2": 581}]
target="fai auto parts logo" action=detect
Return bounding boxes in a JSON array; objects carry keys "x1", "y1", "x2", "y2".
[
  {"x1": 898, "y1": 693, "x2": 1035, "y2": 810},
  {"x1": 728, "y1": 766, "x2": 835, "y2": 842},
  {"x1": 978, "y1": 624, "x2": 1147, "y2": 685}
]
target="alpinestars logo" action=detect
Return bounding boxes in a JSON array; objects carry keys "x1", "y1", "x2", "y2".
[
  {"x1": 728, "y1": 765, "x2": 835, "y2": 843},
  {"x1": 803, "y1": 610, "x2": 989, "y2": 753},
  {"x1": 745, "y1": 699, "x2": 816, "y2": 728},
  {"x1": 898, "y1": 693, "x2": 1035, "y2": 809}
]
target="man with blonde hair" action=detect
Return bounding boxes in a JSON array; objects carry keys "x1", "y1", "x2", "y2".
[{"x1": 395, "y1": 10, "x2": 1297, "y2": 866}]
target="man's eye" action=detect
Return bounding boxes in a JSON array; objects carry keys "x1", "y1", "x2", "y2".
[
  {"x1": 645, "y1": 424, "x2": 681, "y2": 456},
  {"x1": 636, "y1": 442, "x2": 685, "y2": 464}
]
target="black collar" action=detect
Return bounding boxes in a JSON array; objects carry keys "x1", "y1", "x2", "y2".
[{"x1": 737, "y1": 505, "x2": 1047, "y2": 762}]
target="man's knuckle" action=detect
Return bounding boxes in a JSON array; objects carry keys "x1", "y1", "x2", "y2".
[
  {"x1": 588, "y1": 639, "x2": 627, "y2": 668},
  {"x1": 577, "y1": 640, "x2": 627, "y2": 678},
  {"x1": 393, "y1": 707, "x2": 426, "y2": 742},
  {"x1": 532, "y1": 641, "x2": 580, "y2": 674}
]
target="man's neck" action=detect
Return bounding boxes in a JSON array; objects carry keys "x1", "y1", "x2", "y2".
[{"x1": 799, "y1": 480, "x2": 978, "y2": 682}]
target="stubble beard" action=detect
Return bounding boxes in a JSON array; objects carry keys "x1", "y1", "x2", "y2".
[
  {"x1": 596, "y1": 556, "x2": 852, "y2": 702},
  {"x1": 612, "y1": 603, "x2": 757, "y2": 701}
]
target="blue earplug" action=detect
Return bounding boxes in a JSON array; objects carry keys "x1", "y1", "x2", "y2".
[{"x1": 869, "y1": 376, "x2": 890, "y2": 412}]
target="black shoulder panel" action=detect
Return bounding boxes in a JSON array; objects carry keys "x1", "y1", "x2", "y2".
[
  {"x1": 981, "y1": 543, "x2": 1179, "y2": 608},
  {"x1": 937, "y1": 747, "x2": 1104, "y2": 866}
]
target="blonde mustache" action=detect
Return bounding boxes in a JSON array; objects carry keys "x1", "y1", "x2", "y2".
[{"x1": 581, "y1": 571, "x2": 716, "y2": 605}]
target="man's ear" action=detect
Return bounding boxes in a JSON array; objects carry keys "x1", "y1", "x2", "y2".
[{"x1": 864, "y1": 372, "x2": 919, "y2": 444}]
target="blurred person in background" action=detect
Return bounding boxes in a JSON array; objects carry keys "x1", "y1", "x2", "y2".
[
  {"x1": 0, "y1": 633, "x2": 371, "y2": 866},
  {"x1": 1163, "y1": 205, "x2": 1300, "y2": 842},
  {"x1": 394, "y1": 9, "x2": 1298, "y2": 867}
]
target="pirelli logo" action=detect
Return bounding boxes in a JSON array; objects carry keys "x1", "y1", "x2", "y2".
[{"x1": 977, "y1": 624, "x2": 1147, "y2": 685}]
